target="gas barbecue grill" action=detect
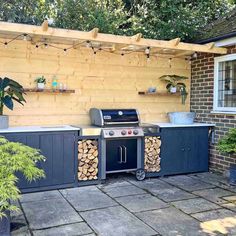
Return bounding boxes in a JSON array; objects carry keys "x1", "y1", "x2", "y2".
[{"x1": 89, "y1": 108, "x2": 146, "y2": 180}]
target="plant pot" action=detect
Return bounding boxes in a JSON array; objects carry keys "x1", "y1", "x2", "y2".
[
  {"x1": 0, "y1": 115, "x2": 9, "y2": 129},
  {"x1": 229, "y1": 164, "x2": 236, "y2": 185},
  {"x1": 37, "y1": 83, "x2": 45, "y2": 90},
  {"x1": 170, "y1": 86, "x2": 177, "y2": 93},
  {"x1": 0, "y1": 211, "x2": 10, "y2": 236}
]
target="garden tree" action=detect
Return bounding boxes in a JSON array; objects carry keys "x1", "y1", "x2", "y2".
[
  {"x1": 126, "y1": 0, "x2": 233, "y2": 40},
  {"x1": 54, "y1": 0, "x2": 129, "y2": 34},
  {"x1": 0, "y1": 0, "x2": 55, "y2": 24},
  {"x1": 0, "y1": 0, "x2": 234, "y2": 41}
]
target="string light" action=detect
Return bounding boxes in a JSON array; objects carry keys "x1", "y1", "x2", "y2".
[
  {"x1": 23, "y1": 34, "x2": 27, "y2": 41},
  {"x1": 86, "y1": 40, "x2": 91, "y2": 48},
  {"x1": 168, "y1": 58, "x2": 172, "y2": 68},
  {"x1": 4, "y1": 42, "x2": 8, "y2": 48},
  {"x1": 63, "y1": 48, "x2": 67, "y2": 54},
  {"x1": 192, "y1": 52, "x2": 197, "y2": 58},
  {"x1": 44, "y1": 43, "x2": 48, "y2": 48}
]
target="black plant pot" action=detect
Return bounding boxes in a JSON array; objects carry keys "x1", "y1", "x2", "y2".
[
  {"x1": 229, "y1": 164, "x2": 236, "y2": 186},
  {"x1": 0, "y1": 211, "x2": 10, "y2": 236}
]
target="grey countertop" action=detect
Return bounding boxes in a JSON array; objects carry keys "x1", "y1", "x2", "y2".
[
  {"x1": 0, "y1": 125, "x2": 80, "y2": 133},
  {"x1": 152, "y1": 122, "x2": 215, "y2": 128}
]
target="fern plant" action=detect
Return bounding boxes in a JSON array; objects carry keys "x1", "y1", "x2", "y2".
[
  {"x1": 217, "y1": 128, "x2": 236, "y2": 154},
  {"x1": 0, "y1": 137, "x2": 45, "y2": 218}
]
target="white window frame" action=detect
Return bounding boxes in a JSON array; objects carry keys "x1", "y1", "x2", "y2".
[{"x1": 214, "y1": 53, "x2": 236, "y2": 112}]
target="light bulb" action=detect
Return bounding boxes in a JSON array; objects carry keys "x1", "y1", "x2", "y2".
[
  {"x1": 86, "y1": 41, "x2": 91, "y2": 48},
  {"x1": 23, "y1": 34, "x2": 27, "y2": 41},
  {"x1": 147, "y1": 54, "x2": 151, "y2": 62},
  {"x1": 192, "y1": 52, "x2": 197, "y2": 58},
  {"x1": 4, "y1": 42, "x2": 8, "y2": 48},
  {"x1": 44, "y1": 43, "x2": 48, "y2": 48},
  {"x1": 63, "y1": 48, "x2": 67, "y2": 54},
  {"x1": 145, "y1": 47, "x2": 150, "y2": 55}
]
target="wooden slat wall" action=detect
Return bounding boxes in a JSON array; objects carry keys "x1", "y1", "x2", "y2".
[{"x1": 0, "y1": 40, "x2": 191, "y2": 126}]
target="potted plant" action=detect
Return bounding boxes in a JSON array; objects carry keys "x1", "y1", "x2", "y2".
[
  {"x1": 35, "y1": 76, "x2": 46, "y2": 90},
  {"x1": 159, "y1": 74, "x2": 189, "y2": 104},
  {"x1": 0, "y1": 77, "x2": 26, "y2": 129},
  {"x1": 217, "y1": 128, "x2": 236, "y2": 185},
  {"x1": 0, "y1": 136, "x2": 45, "y2": 236}
]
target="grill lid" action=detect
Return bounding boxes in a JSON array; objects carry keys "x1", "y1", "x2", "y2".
[{"x1": 89, "y1": 108, "x2": 139, "y2": 126}]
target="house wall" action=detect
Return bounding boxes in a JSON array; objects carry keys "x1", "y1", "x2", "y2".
[
  {"x1": 0, "y1": 39, "x2": 190, "y2": 126},
  {"x1": 191, "y1": 45, "x2": 236, "y2": 174}
]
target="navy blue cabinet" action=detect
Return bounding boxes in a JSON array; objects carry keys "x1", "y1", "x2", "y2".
[
  {"x1": 160, "y1": 127, "x2": 209, "y2": 175},
  {"x1": 1, "y1": 131, "x2": 77, "y2": 192}
]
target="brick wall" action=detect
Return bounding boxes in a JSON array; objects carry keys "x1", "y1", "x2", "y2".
[{"x1": 191, "y1": 45, "x2": 236, "y2": 174}]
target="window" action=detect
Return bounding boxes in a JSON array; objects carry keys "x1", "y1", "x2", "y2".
[{"x1": 214, "y1": 54, "x2": 236, "y2": 112}]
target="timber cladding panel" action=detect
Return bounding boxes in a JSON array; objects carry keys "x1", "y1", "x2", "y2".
[
  {"x1": 0, "y1": 39, "x2": 190, "y2": 126},
  {"x1": 191, "y1": 46, "x2": 236, "y2": 174}
]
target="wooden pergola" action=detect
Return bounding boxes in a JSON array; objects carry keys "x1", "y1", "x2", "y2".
[{"x1": 0, "y1": 20, "x2": 227, "y2": 57}]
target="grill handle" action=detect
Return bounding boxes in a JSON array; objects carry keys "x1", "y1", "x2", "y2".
[
  {"x1": 118, "y1": 146, "x2": 123, "y2": 163},
  {"x1": 122, "y1": 145, "x2": 127, "y2": 163}
]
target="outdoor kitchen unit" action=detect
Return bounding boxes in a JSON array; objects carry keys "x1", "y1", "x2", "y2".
[{"x1": 89, "y1": 108, "x2": 145, "y2": 180}]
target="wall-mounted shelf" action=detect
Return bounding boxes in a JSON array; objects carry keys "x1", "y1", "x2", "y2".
[
  {"x1": 138, "y1": 91, "x2": 181, "y2": 96},
  {"x1": 24, "y1": 88, "x2": 75, "y2": 94}
]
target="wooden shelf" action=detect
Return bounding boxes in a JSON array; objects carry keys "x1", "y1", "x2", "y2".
[
  {"x1": 138, "y1": 91, "x2": 181, "y2": 96},
  {"x1": 24, "y1": 88, "x2": 75, "y2": 94}
]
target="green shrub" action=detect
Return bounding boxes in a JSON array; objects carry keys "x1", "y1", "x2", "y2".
[
  {"x1": 0, "y1": 136, "x2": 45, "y2": 218},
  {"x1": 217, "y1": 128, "x2": 236, "y2": 154}
]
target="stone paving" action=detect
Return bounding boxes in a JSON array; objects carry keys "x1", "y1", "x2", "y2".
[{"x1": 11, "y1": 172, "x2": 236, "y2": 236}]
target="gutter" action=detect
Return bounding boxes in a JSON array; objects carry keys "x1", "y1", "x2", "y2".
[{"x1": 196, "y1": 31, "x2": 236, "y2": 44}]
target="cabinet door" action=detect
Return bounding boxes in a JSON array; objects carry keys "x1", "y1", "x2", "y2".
[
  {"x1": 161, "y1": 128, "x2": 188, "y2": 175},
  {"x1": 39, "y1": 133, "x2": 76, "y2": 187},
  {"x1": 3, "y1": 133, "x2": 41, "y2": 189},
  {"x1": 106, "y1": 139, "x2": 137, "y2": 172},
  {"x1": 186, "y1": 127, "x2": 209, "y2": 172}
]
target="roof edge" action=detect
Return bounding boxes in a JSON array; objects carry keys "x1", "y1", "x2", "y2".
[{"x1": 196, "y1": 31, "x2": 236, "y2": 44}]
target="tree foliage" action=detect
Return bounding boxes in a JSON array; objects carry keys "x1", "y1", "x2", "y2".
[
  {"x1": 0, "y1": 137, "x2": 45, "y2": 217},
  {"x1": 0, "y1": 0, "x2": 234, "y2": 41}
]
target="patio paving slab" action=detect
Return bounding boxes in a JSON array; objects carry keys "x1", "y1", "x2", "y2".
[
  {"x1": 60, "y1": 186, "x2": 118, "y2": 211},
  {"x1": 32, "y1": 222, "x2": 93, "y2": 236},
  {"x1": 221, "y1": 202, "x2": 236, "y2": 212},
  {"x1": 115, "y1": 194, "x2": 168, "y2": 212},
  {"x1": 11, "y1": 214, "x2": 29, "y2": 236},
  {"x1": 20, "y1": 190, "x2": 61, "y2": 203},
  {"x1": 80, "y1": 206, "x2": 157, "y2": 236},
  {"x1": 191, "y1": 208, "x2": 236, "y2": 235},
  {"x1": 162, "y1": 175, "x2": 214, "y2": 192},
  {"x1": 131, "y1": 178, "x2": 196, "y2": 201},
  {"x1": 22, "y1": 197, "x2": 83, "y2": 230},
  {"x1": 171, "y1": 197, "x2": 221, "y2": 214},
  {"x1": 102, "y1": 185, "x2": 146, "y2": 198},
  {"x1": 98, "y1": 180, "x2": 132, "y2": 189},
  {"x1": 136, "y1": 206, "x2": 209, "y2": 236},
  {"x1": 193, "y1": 188, "x2": 234, "y2": 204}
]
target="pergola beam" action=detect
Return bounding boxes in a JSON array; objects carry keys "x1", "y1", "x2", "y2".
[
  {"x1": 131, "y1": 33, "x2": 142, "y2": 42},
  {"x1": 90, "y1": 28, "x2": 99, "y2": 38},
  {"x1": 0, "y1": 21, "x2": 227, "y2": 54},
  {"x1": 41, "y1": 20, "x2": 48, "y2": 32},
  {"x1": 169, "y1": 38, "x2": 180, "y2": 46}
]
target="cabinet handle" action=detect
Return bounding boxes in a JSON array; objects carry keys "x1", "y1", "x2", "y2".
[
  {"x1": 118, "y1": 146, "x2": 123, "y2": 163},
  {"x1": 122, "y1": 145, "x2": 127, "y2": 163},
  {"x1": 187, "y1": 147, "x2": 191, "y2": 151},
  {"x1": 181, "y1": 148, "x2": 185, "y2": 151}
]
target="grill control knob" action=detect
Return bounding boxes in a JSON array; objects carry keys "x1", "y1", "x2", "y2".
[
  {"x1": 133, "y1": 129, "x2": 139, "y2": 135},
  {"x1": 109, "y1": 130, "x2": 115, "y2": 136},
  {"x1": 128, "y1": 130, "x2": 132, "y2": 135},
  {"x1": 121, "y1": 130, "x2": 127, "y2": 135}
]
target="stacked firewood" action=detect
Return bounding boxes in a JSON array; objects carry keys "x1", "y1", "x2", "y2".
[
  {"x1": 144, "y1": 136, "x2": 161, "y2": 172},
  {"x1": 78, "y1": 139, "x2": 99, "y2": 181}
]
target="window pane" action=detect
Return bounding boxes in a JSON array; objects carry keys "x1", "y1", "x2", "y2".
[{"x1": 218, "y1": 60, "x2": 236, "y2": 108}]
